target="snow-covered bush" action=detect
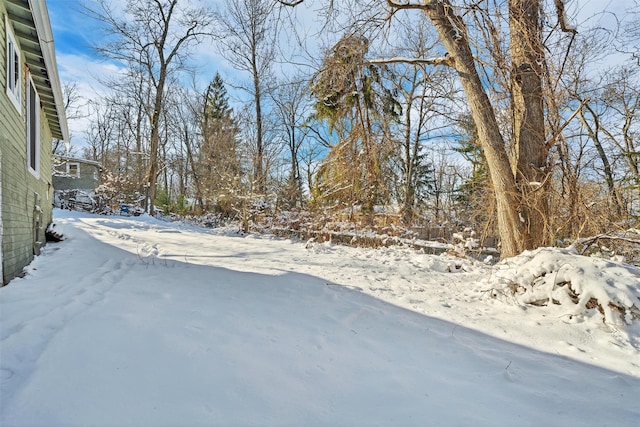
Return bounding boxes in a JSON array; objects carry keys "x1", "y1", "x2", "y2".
[
  {"x1": 481, "y1": 247, "x2": 640, "y2": 326},
  {"x1": 451, "y1": 228, "x2": 479, "y2": 255},
  {"x1": 94, "y1": 172, "x2": 145, "y2": 212},
  {"x1": 180, "y1": 213, "x2": 227, "y2": 229}
]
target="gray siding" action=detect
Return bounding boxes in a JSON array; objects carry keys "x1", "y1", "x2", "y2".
[
  {"x1": 53, "y1": 161, "x2": 101, "y2": 191},
  {"x1": 1, "y1": 7, "x2": 54, "y2": 285}
]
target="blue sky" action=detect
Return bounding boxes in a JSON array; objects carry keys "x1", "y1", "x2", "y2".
[
  {"x1": 48, "y1": 0, "x2": 93, "y2": 56},
  {"x1": 46, "y1": 0, "x2": 236, "y2": 148},
  {"x1": 45, "y1": 0, "x2": 638, "y2": 149}
]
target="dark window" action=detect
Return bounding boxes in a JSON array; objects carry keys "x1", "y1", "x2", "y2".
[
  {"x1": 27, "y1": 76, "x2": 40, "y2": 176},
  {"x1": 5, "y1": 24, "x2": 21, "y2": 111}
]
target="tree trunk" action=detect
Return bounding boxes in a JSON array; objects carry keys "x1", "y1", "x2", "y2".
[
  {"x1": 146, "y1": 72, "x2": 166, "y2": 216},
  {"x1": 135, "y1": 75, "x2": 145, "y2": 202},
  {"x1": 183, "y1": 124, "x2": 204, "y2": 210},
  {"x1": 424, "y1": 1, "x2": 525, "y2": 257},
  {"x1": 580, "y1": 104, "x2": 624, "y2": 215},
  {"x1": 509, "y1": 0, "x2": 549, "y2": 249},
  {"x1": 401, "y1": 86, "x2": 414, "y2": 223},
  {"x1": 252, "y1": 47, "x2": 265, "y2": 194}
]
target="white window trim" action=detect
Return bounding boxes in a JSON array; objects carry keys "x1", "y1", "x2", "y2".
[
  {"x1": 27, "y1": 73, "x2": 40, "y2": 178},
  {"x1": 5, "y1": 17, "x2": 21, "y2": 113},
  {"x1": 66, "y1": 162, "x2": 80, "y2": 178}
]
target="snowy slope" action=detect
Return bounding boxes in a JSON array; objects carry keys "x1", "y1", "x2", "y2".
[{"x1": 0, "y1": 209, "x2": 638, "y2": 426}]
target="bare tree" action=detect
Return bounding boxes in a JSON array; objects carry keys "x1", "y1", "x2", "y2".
[
  {"x1": 271, "y1": 74, "x2": 312, "y2": 208},
  {"x1": 599, "y1": 66, "x2": 640, "y2": 201},
  {"x1": 87, "y1": 0, "x2": 214, "y2": 214},
  {"x1": 170, "y1": 84, "x2": 206, "y2": 211},
  {"x1": 278, "y1": 0, "x2": 582, "y2": 257},
  {"x1": 386, "y1": 14, "x2": 459, "y2": 224},
  {"x1": 53, "y1": 81, "x2": 85, "y2": 156},
  {"x1": 215, "y1": 0, "x2": 278, "y2": 194}
]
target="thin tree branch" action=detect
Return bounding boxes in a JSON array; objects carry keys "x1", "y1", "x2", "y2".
[
  {"x1": 545, "y1": 97, "x2": 590, "y2": 149},
  {"x1": 277, "y1": 0, "x2": 305, "y2": 5}
]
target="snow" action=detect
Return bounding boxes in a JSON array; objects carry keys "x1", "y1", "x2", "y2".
[
  {"x1": 1, "y1": 209, "x2": 639, "y2": 426},
  {"x1": 483, "y1": 247, "x2": 640, "y2": 326}
]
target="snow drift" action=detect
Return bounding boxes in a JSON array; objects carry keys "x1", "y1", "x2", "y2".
[{"x1": 482, "y1": 247, "x2": 640, "y2": 326}]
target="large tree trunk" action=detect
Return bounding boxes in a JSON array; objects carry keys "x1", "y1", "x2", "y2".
[
  {"x1": 424, "y1": 1, "x2": 525, "y2": 257},
  {"x1": 509, "y1": 0, "x2": 549, "y2": 249}
]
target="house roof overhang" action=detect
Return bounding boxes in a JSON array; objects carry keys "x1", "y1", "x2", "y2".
[
  {"x1": 4, "y1": 0, "x2": 69, "y2": 144},
  {"x1": 53, "y1": 155, "x2": 103, "y2": 170}
]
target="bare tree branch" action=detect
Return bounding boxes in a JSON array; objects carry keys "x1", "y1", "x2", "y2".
[
  {"x1": 367, "y1": 55, "x2": 454, "y2": 67},
  {"x1": 545, "y1": 97, "x2": 590, "y2": 149},
  {"x1": 385, "y1": 0, "x2": 436, "y2": 11},
  {"x1": 554, "y1": 0, "x2": 577, "y2": 33},
  {"x1": 277, "y1": 0, "x2": 305, "y2": 5}
]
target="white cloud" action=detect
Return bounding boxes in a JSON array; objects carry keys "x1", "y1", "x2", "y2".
[{"x1": 57, "y1": 52, "x2": 125, "y2": 150}]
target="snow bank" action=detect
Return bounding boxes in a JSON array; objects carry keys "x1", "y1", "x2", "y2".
[{"x1": 482, "y1": 247, "x2": 640, "y2": 326}]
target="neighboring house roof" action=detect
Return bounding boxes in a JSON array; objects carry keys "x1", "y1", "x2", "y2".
[
  {"x1": 4, "y1": 0, "x2": 69, "y2": 143},
  {"x1": 54, "y1": 156, "x2": 103, "y2": 169}
]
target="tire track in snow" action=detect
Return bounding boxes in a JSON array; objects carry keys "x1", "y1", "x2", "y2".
[{"x1": 0, "y1": 258, "x2": 133, "y2": 405}]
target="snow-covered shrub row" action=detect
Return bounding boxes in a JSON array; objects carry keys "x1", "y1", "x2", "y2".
[
  {"x1": 252, "y1": 210, "x2": 491, "y2": 251},
  {"x1": 482, "y1": 247, "x2": 640, "y2": 326}
]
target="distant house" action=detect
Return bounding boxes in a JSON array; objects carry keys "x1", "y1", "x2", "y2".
[
  {"x1": 52, "y1": 156, "x2": 102, "y2": 211},
  {"x1": 1, "y1": 0, "x2": 68, "y2": 285},
  {"x1": 53, "y1": 156, "x2": 102, "y2": 191}
]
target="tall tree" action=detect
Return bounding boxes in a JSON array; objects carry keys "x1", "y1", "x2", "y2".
[
  {"x1": 271, "y1": 75, "x2": 312, "y2": 208},
  {"x1": 278, "y1": 0, "x2": 579, "y2": 257},
  {"x1": 88, "y1": 0, "x2": 214, "y2": 214},
  {"x1": 599, "y1": 65, "x2": 640, "y2": 202},
  {"x1": 387, "y1": 14, "x2": 458, "y2": 223},
  {"x1": 201, "y1": 73, "x2": 241, "y2": 212},
  {"x1": 312, "y1": 34, "x2": 400, "y2": 214},
  {"x1": 216, "y1": 0, "x2": 277, "y2": 194}
]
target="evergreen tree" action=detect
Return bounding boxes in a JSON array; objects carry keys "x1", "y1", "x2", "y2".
[
  {"x1": 200, "y1": 73, "x2": 241, "y2": 214},
  {"x1": 205, "y1": 73, "x2": 233, "y2": 121},
  {"x1": 453, "y1": 114, "x2": 493, "y2": 232},
  {"x1": 401, "y1": 148, "x2": 436, "y2": 218}
]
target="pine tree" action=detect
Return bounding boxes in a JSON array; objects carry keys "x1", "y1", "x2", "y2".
[
  {"x1": 453, "y1": 114, "x2": 493, "y2": 234},
  {"x1": 205, "y1": 73, "x2": 233, "y2": 121},
  {"x1": 200, "y1": 73, "x2": 241, "y2": 214},
  {"x1": 401, "y1": 148, "x2": 436, "y2": 220}
]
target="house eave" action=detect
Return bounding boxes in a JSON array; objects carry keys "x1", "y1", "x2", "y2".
[
  {"x1": 5, "y1": 0, "x2": 69, "y2": 144},
  {"x1": 54, "y1": 155, "x2": 103, "y2": 170}
]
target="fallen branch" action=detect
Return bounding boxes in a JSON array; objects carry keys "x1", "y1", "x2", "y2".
[{"x1": 574, "y1": 233, "x2": 640, "y2": 256}]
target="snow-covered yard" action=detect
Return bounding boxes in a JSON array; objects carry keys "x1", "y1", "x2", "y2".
[{"x1": 1, "y1": 209, "x2": 639, "y2": 426}]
